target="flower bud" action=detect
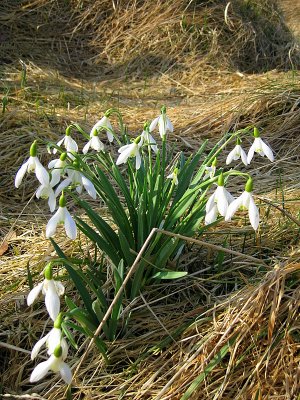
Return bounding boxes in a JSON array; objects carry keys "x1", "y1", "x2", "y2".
[
  {"x1": 245, "y1": 177, "x2": 253, "y2": 192},
  {"x1": 65, "y1": 126, "x2": 72, "y2": 136},
  {"x1": 212, "y1": 157, "x2": 217, "y2": 167},
  {"x1": 217, "y1": 172, "x2": 224, "y2": 186},
  {"x1": 54, "y1": 312, "x2": 63, "y2": 329},
  {"x1": 30, "y1": 141, "x2": 38, "y2": 157},
  {"x1": 253, "y1": 127, "x2": 260, "y2": 138},
  {"x1": 59, "y1": 192, "x2": 67, "y2": 208},
  {"x1": 53, "y1": 345, "x2": 63, "y2": 358},
  {"x1": 44, "y1": 263, "x2": 53, "y2": 280},
  {"x1": 60, "y1": 152, "x2": 67, "y2": 161}
]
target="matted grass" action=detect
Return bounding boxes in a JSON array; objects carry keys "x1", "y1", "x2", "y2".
[{"x1": 1, "y1": 0, "x2": 300, "y2": 399}]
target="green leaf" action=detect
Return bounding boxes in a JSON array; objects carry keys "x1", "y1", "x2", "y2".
[{"x1": 152, "y1": 270, "x2": 188, "y2": 280}]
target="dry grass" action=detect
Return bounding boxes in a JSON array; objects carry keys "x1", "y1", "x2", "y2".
[{"x1": 1, "y1": 0, "x2": 300, "y2": 399}]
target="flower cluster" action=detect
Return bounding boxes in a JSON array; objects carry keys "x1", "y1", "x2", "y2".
[{"x1": 27, "y1": 264, "x2": 72, "y2": 384}]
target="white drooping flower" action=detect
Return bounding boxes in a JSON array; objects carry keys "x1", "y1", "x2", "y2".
[
  {"x1": 83, "y1": 131, "x2": 105, "y2": 154},
  {"x1": 205, "y1": 174, "x2": 234, "y2": 225},
  {"x1": 46, "y1": 194, "x2": 77, "y2": 240},
  {"x1": 167, "y1": 168, "x2": 179, "y2": 185},
  {"x1": 141, "y1": 128, "x2": 158, "y2": 154},
  {"x1": 15, "y1": 141, "x2": 49, "y2": 188},
  {"x1": 31, "y1": 315, "x2": 68, "y2": 360},
  {"x1": 53, "y1": 127, "x2": 78, "y2": 154},
  {"x1": 116, "y1": 137, "x2": 143, "y2": 170},
  {"x1": 203, "y1": 158, "x2": 217, "y2": 181},
  {"x1": 149, "y1": 105, "x2": 173, "y2": 139},
  {"x1": 36, "y1": 182, "x2": 57, "y2": 212},
  {"x1": 54, "y1": 165, "x2": 97, "y2": 200},
  {"x1": 247, "y1": 127, "x2": 274, "y2": 164},
  {"x1": 226, "y1": 137, "x2": 248, "y2": 166},
  {"x1": 30, "y1": 345, "x2": 72, "y2": 384},
  {"x1": 48, "y1": 152, "x2": 69, "y2": 187},
  {"x1": 27, "y1": 264, "x2": 65, "y2": 321},
  {"x1": 90, "y1": 115, "x2": 114, "y2": 142},
  {"x1": 225, "y1": 178, "x2": 259, "y2": 230}
]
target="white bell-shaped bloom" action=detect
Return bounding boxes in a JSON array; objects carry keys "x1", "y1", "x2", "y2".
[
  {"x1": 30, "y1": 346, "x2": 72, "y2": 384},
  {"x1": 46, "y1": 194, "x2": 77, "y2": 240},
  {"x1": 15, "y1": 141, "x2": 49, "y2": 188},
  {"x1": 55, "y1": 170, "x2": 96, "y2": 199},
  {"x1": 36, "y1": 183, "x2": 57, "y2": 212},
  {"x1": 149, "y1": 106, "x2": 173, "y2": 138},
  {"x1": 247, "y1": 128, "x2": 274, "y2": 164},
  {"x1": 31, "y1": 327, "x2": 68, "y2": 360},
  {"x1": 116, "y1": 138, "x2": 142, "y2": 170},
  {"x1": 225, "y1": 181, "x2": 259, "y2": 230},
  {"x1": 205, "y1": 175, "x2": 234, "y2": 225},
  {"x1": 167, "y1": 168, "x2": 179, "y2": 185},
  {"x1": 203, "y1": 158, "x2": 217, "y2": 181},
  {"x1": 48, "y1": 155, "x2": 68, "y2": 187},
  {"x1": 90, "y1": 115, "x2": 114, "y2": 142},
  {"x1": 27, "y1": 277, "x2": 65, "y2": 321},
  {"x1": 226, "y1": 139, "x2": 248, "y2": 166},
  {"x1": 83, "y1": 134, "x2": 105, "y2": 154},
  {"x1": 141, "y1": 129, "x2": 158, "y2": 153},
  {"x1": 53, "y1": 133, "x2": 78, "y2": 154}
]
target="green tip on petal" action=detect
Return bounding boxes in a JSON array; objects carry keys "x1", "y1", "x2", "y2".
[
  {"x1": 53, "y1": 345, "x2": 63, "y2": 358},
  {"x1": 44, "y1": 263, "x2": 53, "y2": 280},
  {"x1": 72, "y1": 160, "x2": 80, "y2": 168},
  {"x1": 253, "y1": 127, "x2": 260, "y2": 138},
  {"x1": 59, "y1": 192, "x2": 67, "y2": 208},
  {"x1": 212, "y1": 157, "x2": 217, "y2": 167},
  {"x1": 65, "y1": 126, "x2": 72, "y2": 136},
  {"x1": 217, "y1": 172, "x2": 224, "y2": 186},
  {"x1": 92, "y1": 129, "x2": 98, "y2": 137},
  {"x1": 29, "y1": 141, "x2": 38, "y2": 157},
  {"x1": 160, "y1": 105, "x2": 166, "y2": 114},
  {"x1": 236, "y1": 136, "x2": 241, "y2": 145},
  {"x1": 245, "y1": 177, "x2": 253, "y2": 192},
  {"x1": 134, "y1": 136, "x2": 142, "y2": 144},
  {"x1": 60, "y1": 152, "x2": 67, "y2": 161},
  {"x1": 143, "y1": 121, "x2": 150, "y2": 131},
  {"x1": 54, "y1": 312, "x2": 63, "y2": 329}
]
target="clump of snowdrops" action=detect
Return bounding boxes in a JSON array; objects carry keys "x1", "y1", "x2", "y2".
[{"x1": 15, "y1": 107, "x2": 274, "y2": 385}]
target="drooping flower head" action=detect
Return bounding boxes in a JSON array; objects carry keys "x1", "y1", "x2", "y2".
[
  {"x1": 167, "y1": 167, "x2": 179, "y2": 186},
  {"x1": 30, "y1": 344, "x2": 72, "y2": 384},
  {"x1": 48, "y1": 152, "x2": 68, "y2": 187},
  {"x1": 15, "y1": 141, "x2": 49, "y2": 188},
  {"x1": 226, "y1": 137, "x2": 248, "y2": 166},
  {"x1": 53, "y1": 126, "x2": 78, "y2": 154},
  {"x1": 46, "y1": 193, "x2": 77, "y2": 240},
  {"x1": 27, "y1": 263, "x2": 65, "y2": 321},
  {"x1": 83, "y1": 129, "x2": 105, "y2": 154},
  {"x1": 149, "y1": 105, "x2": 173, "y2": 139},
  {"x1": 141, "y1": 121, "x2": 158, "y2": 154},
  {"x1": 225, "y1": 177, "x2": 260, "y2": 230},
  {"x1": 203, "y1": 157, "x2": 217, "y2": 181},
  {"x1": 247, "y1": 127, "x2": 274, "y2": 164},
  {"x1": 205, "y1": 172, "x2": 234, "y2": 225},
  {"x1": 116, "y1": 136, "x2": 143, "y2": 169},
  {"x1": 90, "y1": 112, "x2": 114, "y2": 143}
]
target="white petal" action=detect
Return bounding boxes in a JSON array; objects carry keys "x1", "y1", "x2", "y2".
[
  {"x1": 59, "y1": 362, "x2": 72, "y2": 384},
  {"x1": 225, "y1": 196, "x2": 243, "y2": 221},
  {"x1": 53, "y1": 138, "x2": 64, "y2": 154},
  {"x1": 240, "y1": 148, "x2": 248, "y2": 166},
  {"x1": 34, "y1": 158, "x2": 50, "y2": 186},
  {"x1": 48, "y1": 190, "x2": 57, "y2": 212},
  {"x1": 216, "y1": 187, "x2": 228, "y2": 217},
  {"x1": 158, "y1": 116, "x2": 166, "y2": 138},
  {"x1": 30, "y1": 358, "x2": 53, "y2": 382},
  {"x1": 91, "y1": 136, "x2": 104, "y2": 152},
  {"x1": 54, "y1": 178, "x2": 72, "y2": 197},
  {"x1": 135, "y1": 151, "x2": 141, "y2": 170},
  {"x1": 206, "y1": 192, "x2": 216, "y2": 213},
  {"x1": 82, "y1": 176, "x2": 97, "y2": 199},
  {"x1": 27, "y1": 282, "x2": 44, "y2": 306},
  {"x1": 48, "y1": 159, "x2": 59, "y2": 169},
  {"x1": 47, "y1": 328, "x2": 62, "y2": 354},
  {"x1": 46, "y1": 209, "x2": 63, "y2": 238},
  {"x1": 247, "y1": 143, "x2": 256, "y2": 164},
  {"x1": 54, "y1": 280, "x2": 65, "y2": 296},
  {"x1": 261, "y1": 140, "x2": 274, "y2": 162},
  {"x1": 82, "y1": 141, "x2": 91, "y2": 154},
  {"x1": 149, "y1": 116, "x2": 159, "y2": 132},
  {"x1": 31, "y1": 333, "x2": 50, "y2": 360},
  {"x1": 64, "y1": 209, "x2": 77, "y2": 240},
  {"x1": 116, "y1": 145, "x2": 132, "y2": 165},
  {"x1": 45, "y1": 279, "x2": 60, "y2": 321},
  {"x1": 226, "y1": 148, "x2": 236, "y2": 165},
  {"x1": 166, "y1": 116, "x2": 173, "y2": 132},
  {"x1": 248, "y1": 195, "x2": 260, "y2": 230},
  {"x1": 205, "y1": 204, "x2": 218, "y2": 225},
  {"x1": 15, "y1": 161, "x2": 29, "y2": 188}
]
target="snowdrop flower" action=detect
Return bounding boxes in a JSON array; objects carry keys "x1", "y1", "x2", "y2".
[
  {"x1": 46, "y1": 193, "x2": 77, "y2": 240},
  {"x1": 149, "y1": 105, "x2": 173, "y2": 139},
  {"x1": 83, "y1": 130, "x2": 105, "y2": 154},
  {"x1": 15, "y1": 141, "x2": 49, "y2": 188},
  {"x1": 36, "y1": 182, "x2": 57, "y2": 212},
  {"x1": 48, "y1": 152, "x2": 68, "y2": 187},
  {"x1": 141, "y1": 122, "x2": 158, "y2": 153},
  {"x1": 90, "y1": 114, "x2": 114, "y2": 142},
  {"x1": 53, "y1": 126, "x2": 78, "y2": 154},
  {"x1": 226, "y1": 137, "x2": 248, "y2": 166},
  {"x1": 225, "y1": 177, "x2": 259, "y2": 230},
  {"x1": 31, "y1": 314, "x2": 68, "y2": 360},
  {"x1": 30, "y1": 345, "x2": 72, "y2": 384},
  {"x1": 167, "y1": 167, "x2": 179, "y2": 185},
  {"x1": 27, "y1": 263, "x2": 65, "y2": 321},
  {"x1": 247, "y1": 127, "x2": 274, "y2": 164},
  {"x1": 116, "y1": 136, "x2": 143, "y2": 169},
  {"x1": 203, "y1": 157, "x2": 217, "y2": 181},
  {"x1": 54, "y1": 162, "x2": 97, "y2": 199},
  {"x1": 205, "y1": 173, "x2": 234, "y2": 225}
]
